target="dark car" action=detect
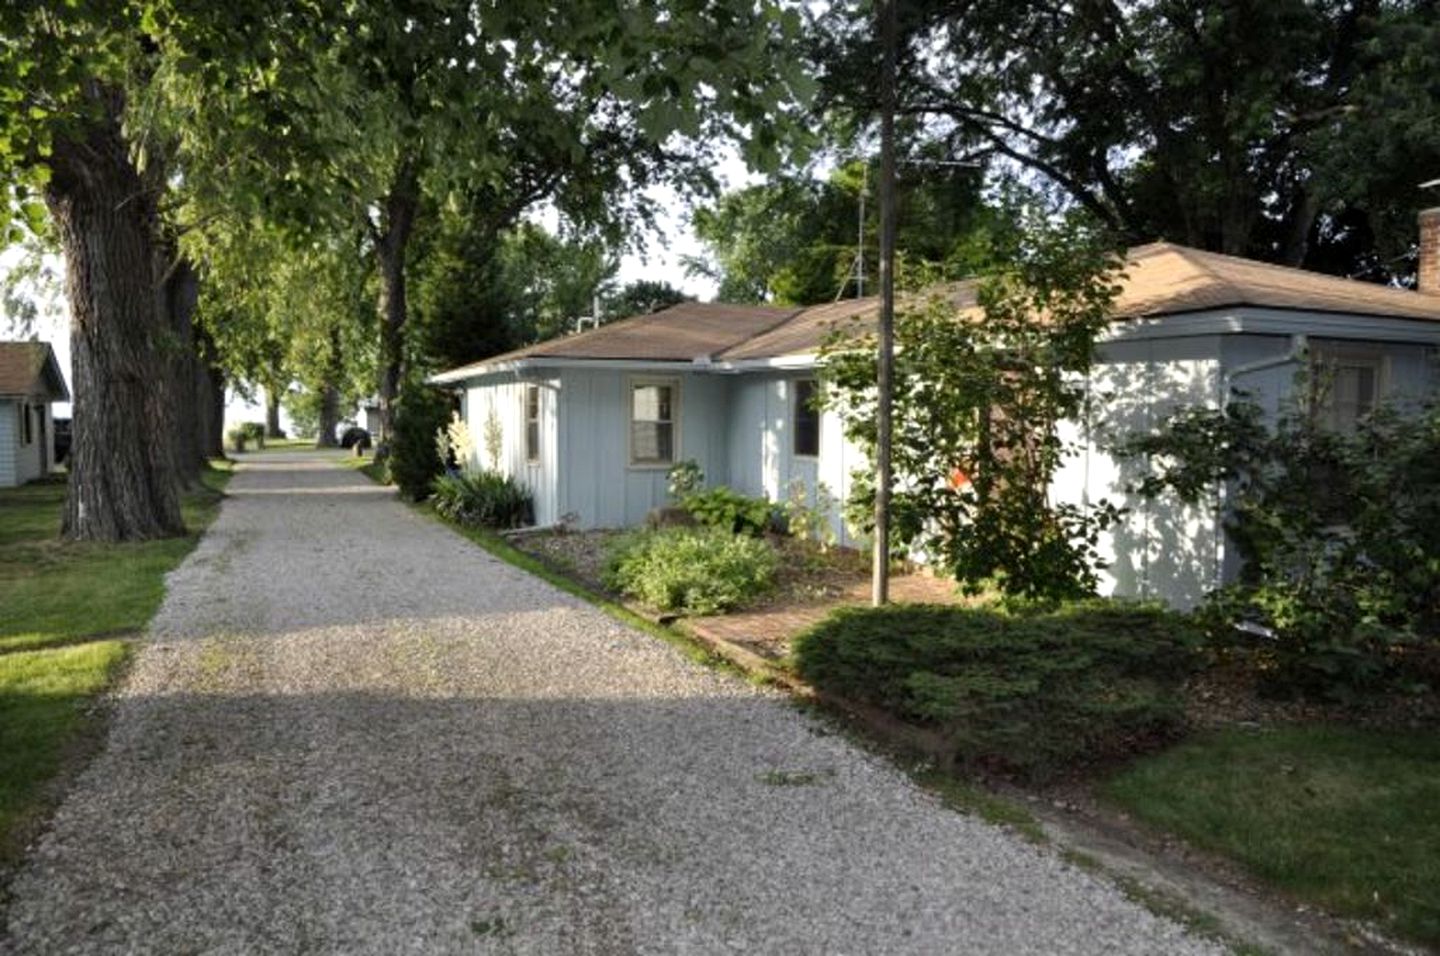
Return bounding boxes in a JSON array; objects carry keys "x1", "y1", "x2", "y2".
[
  {"x1": 53, "y1": 417, "x2": 72, "y2": 465},
  {"x1": 340, "y1": 425, "x2": 372, "y2": 451}
]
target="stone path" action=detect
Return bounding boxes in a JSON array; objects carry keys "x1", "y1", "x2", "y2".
[{"x1": 2, "y1": 451, "x2": 1221, "y2": 954}]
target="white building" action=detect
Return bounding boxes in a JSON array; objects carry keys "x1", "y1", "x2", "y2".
[
  {"x1": 0, "y1": 342, "x2": 69, "y2": 488},
  {"x1": 432, "y1": 221, "x2": 1440, "y2": 608}
]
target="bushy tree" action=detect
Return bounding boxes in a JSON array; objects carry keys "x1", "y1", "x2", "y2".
[
  {"x1": 823, "y1": 203, "x2": 1124, "y2": 600},
  {"x1": 1126, "y1": 394, "x2": 1440, "y2": 700}
]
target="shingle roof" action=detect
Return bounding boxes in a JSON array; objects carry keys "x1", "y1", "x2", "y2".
[
  {"x1": 430, "y1": 302, "x2": 800, "y2": 381},
  {"x1": 431, "y1": 242, "x2": 1440, "y2": 380},
  {"x1": 0, "y1": 342, "x2": 69, "y2": 401}
]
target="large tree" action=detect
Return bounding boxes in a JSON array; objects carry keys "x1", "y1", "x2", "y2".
[
  {"x1": 688, "y1": 159, "x2": 990, "y2": 304},
  {"x1": 296, "y1": 0, "x2": 813, "y2": 439},
  {"x1": 0, "y1": 4, "x2": 185, "y2": 539},
  {"x1": 815, "y1": 0, "x2": 1440, "y2": 278}
]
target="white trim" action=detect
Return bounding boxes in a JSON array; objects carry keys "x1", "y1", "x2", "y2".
[
  {"x1": 626, "y1": 375, "x2": 681, "y2": 469},
  {"x1": 522, "y1": 383, "x2": 541, "y2": 464},
  {"x1": 1104, "y1": 307, "x2": 1440, "y2": 345}
]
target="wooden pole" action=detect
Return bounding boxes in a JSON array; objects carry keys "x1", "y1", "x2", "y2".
[{"x1": 872, "y1": 0, "x2": 897, "y2": 607}]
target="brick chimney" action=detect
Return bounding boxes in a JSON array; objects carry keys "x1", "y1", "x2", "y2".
[{"x1": 1421, "y1": 208, "x2": 1440, "y2": 294}]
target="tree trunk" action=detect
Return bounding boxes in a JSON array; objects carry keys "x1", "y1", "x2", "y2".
[
  {"x1": 194, "y1": 323, "x2": 226, "y2": 459},
  {"x1": 375, "y1": 159, "x2": 421, "y2": 444},
  {"x1": 45, "y1": 83, "x2": 184, "y2": 541},
  {"x1": 163, "y1": 254, "x2": 203, "y2": 486},
  {"x1": 265, "y1": 388, "x2": 283, "y2": 439},
  {"x1": 316, "y1": 324, "x2": 343, "y2": 448}
]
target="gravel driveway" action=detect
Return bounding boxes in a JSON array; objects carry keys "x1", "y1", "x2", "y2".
[{"x1": 4, "y1": 452, "x2": 1221, "y2": 954}]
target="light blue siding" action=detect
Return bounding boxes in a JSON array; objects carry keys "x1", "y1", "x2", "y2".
[{"x1": 0, "y1": 401, "x2": 16, "y2": 488}]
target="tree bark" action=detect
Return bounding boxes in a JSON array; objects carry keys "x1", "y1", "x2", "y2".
[
  {"x1": 315, "y1": 324, "x2": 343, "y2": 448},
  {"x1": 163, "y1": 254, "x2": 203, "y2": 486},
  {"x1": 194, "y1": 323, "x2": 226, "y2": 459},
  {"x1": 375, "y1": 159, "x2": 421, "y2": 444},
  {"x1": 264, "y1": 387, "x2": 283, "y2": 439},
  {"x1": 45, "y1": 83, "x2": 184, "y2": 541}
]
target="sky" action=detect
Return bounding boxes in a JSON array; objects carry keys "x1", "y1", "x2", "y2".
[{"x1": 0, "y1": 150, "x2": 756, "y2": 432}]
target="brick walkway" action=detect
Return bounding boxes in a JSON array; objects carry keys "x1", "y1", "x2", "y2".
[{"x1": 691, "y1": 569, "x2": 961, "y2": 657}]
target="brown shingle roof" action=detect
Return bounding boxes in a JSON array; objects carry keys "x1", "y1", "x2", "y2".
[
  {"x1": 431, "y1": 302, "x2": 800, "y2": 381},
  {"x1": 432, "y1": 243, "x2": 1440, "y2": 379},
  {"x1": 0, "y1": 342, "x2": 69, "y2": 400},
  {"x1": 1115, "y1": 242, "x2": 1440, "y2": 321}
]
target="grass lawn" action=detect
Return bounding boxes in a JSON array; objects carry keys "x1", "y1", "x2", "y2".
[
  {"x1": 0, "y1": 464, "x2": 232, "y2": 867},
  {"x1": 0, "y1": 467, "x2": 230, "y2": 652},
  {"x1": 1103, "y1": 724, "x2": 1440, "y2": 947}
]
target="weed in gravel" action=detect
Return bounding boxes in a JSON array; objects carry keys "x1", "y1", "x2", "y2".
[
  {"x1": 469, "y1": 915, "x2": 513, "y2": 938},
  {"x1": 757, "y1": 769, "x2": 833, "y2": 787}
]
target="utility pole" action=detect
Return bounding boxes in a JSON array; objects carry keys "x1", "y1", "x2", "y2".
[{"x1": 872, "y1": 0, "x2": 897, "y2": 607}]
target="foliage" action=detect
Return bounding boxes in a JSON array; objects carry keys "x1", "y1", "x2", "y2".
[
  {"x1": 822, "y1": 203, "x2": 1125, "y2": 600},
  {"x1": 666, "y1": 459, "x2": 705, "y2": 499},
  {"x1": 602, "y1": 527, "x2": 779, "y2": 615},
  {"x1": 482, "y1": 405, "x2": 504, "y2": 471},
  {"x1": 603, "y1": 280, "x2": 691, "y2": 318},
  {"x1": 687, "y1": 159, "x2": 992, "y2": 305},
  {"x1": 1104, "y1": 725, "x2": 1440, "y2": 947},
  {"x1": 431, "y1": 470, "x2": 534, "y2": 530},
  {"x1": 814, "y1": 0, "x2": 1440, "y2": 280},
  {"x1": 781, "y1": 479, "x2": 838, "y2": 549},
  {"x1": 678, "y1": 486, "x2": 779, "y2": 537},
  {"x1": 793, "y1": 601, "x2": 1201, "y2": 779},
  {"x1": 1124, "y1": 396, "x2": 1440, "y2": 700},
  {"x1": 387, "y1": 387, "x2": 452, "y2": 501},
  {"x1": 226, "y1": 422, "x2": 266, "y2": 453}
]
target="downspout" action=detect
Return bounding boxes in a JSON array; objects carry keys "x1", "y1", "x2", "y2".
[{"x1": 1211, "y1": 333, "x2": 1308, "y2": 593}]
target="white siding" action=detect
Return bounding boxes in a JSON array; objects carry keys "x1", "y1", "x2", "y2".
[
  {"x1": 0, "y1": 400, "x2": 16, "y2": 488},
  {"x1": 726, "y1": 373, "x2": 867, "y2": 548},
  {"x1": 557, "y1": 368, "x2": 730, "y2": 528},
  {"x1": 462, "y1": 372, "x2": 561, "y2": 525},
  {"x1": 1052, "y1": 336, "x2": 1226, "y2": 609}
]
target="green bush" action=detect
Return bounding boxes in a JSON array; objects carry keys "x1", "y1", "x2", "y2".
[
  {"x1": 388, "y1": 387, "x2": 451, "y2": 501},
  {"x1": 1126, "y1": 398, "x2": 1440, "y2": 701},
  {"x1": 602, "y1": 527, "x2": 780, "y2": 614},
  {"x1": 432, "y1": 470, "x2": 534, "y2": 529},
  {"x1": 680, "y1": 486, "x2": 780, "y2": 536},
  {"x1": 792, "y1": 601, "x2": 1201, "y2": 779},
  {"x1": 225, "y1": 421, "x2": 266, "y2": 452}
]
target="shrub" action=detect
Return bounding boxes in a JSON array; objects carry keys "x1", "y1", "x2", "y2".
[
  {"x1": 602, "y1": 527, "x2": 780, "y2": 614},
  {"x1": 226, "y1": 421, "x2": 266, "y2": 452},
  {"x1": 431, "y1": 470, "x2": 534, "y2": 529},
  {"x1": 388, "y1": 387, "x2": 451, "y2": 501},
  {"x1": 792, "y1": 601, "x2": 1201, "y2": 779},
  {"x1": 680, "y1": 486, "x2": 780, "y2": 536},
  {"x1": 1125, "y1": 398, "x2": 1440, "y2": 701}
]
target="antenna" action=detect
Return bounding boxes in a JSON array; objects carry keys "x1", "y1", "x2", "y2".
[{"x1": 835, "y1": 163, "x2": 869, "y2": 302}]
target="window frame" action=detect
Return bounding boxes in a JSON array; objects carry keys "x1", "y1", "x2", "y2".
[
  {"x1": 1309, "y1": 342, "x2": 1387, "y2": 433},
  {"x1": 523, "y1": 384, "x2": 541, "y2": 464},
  {"x1": 792, "y1": 377, "x2": 820, "y2": 459},
  {"x1": 627, "y1": 376, "x2": 681, "y2": 469}
]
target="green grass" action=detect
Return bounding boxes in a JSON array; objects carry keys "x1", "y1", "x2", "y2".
[
  {"x1": 0, "y1": 464, "x2": 233, "y2": 867},
  {"x1": 1104, "y1": 725, "x2": 1440, "y2": 947},
  {"x1": 0, "y1": 465, "x2": 232, "y2": 653},
  {"x1": 0, "y1": 640, "x2": 130, "y2": 865}
]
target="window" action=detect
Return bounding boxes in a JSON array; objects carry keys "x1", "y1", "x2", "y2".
[
  {"x1": 630, "y1": 380, "x2": 677, "y2": 465},
  {"x1": 524, "y1": 385, "x2": 541, "y2": 463},
  {"x1": 1310, "y1": 345, "x2": 1384, "y2": 433},
  {"x1": 793, "y1": 379, "x2": 820, "y2": 457},
  {"x1": 19, "y1": 403, "x2": 32, "y2": 445}
]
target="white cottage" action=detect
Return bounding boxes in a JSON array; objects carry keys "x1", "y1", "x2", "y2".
[
  {"x1": 0, "y1": 342, "x2": 68, "y2": 488},
  {"x1": 432, "y1": 222, "x2": 1440, "y2": 608}
]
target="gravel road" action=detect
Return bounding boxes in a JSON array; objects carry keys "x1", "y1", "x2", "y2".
[{"x1": 3, "y1": 451, "x2": 1222, "y2": 954}]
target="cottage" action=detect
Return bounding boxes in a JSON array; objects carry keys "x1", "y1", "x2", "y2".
[
  {"x1": 432, "y1": 212, "x2": 1440, "y2": 608},
  {"x1": 0, "y1": 342, "x2": 69, "y2": 488}
]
